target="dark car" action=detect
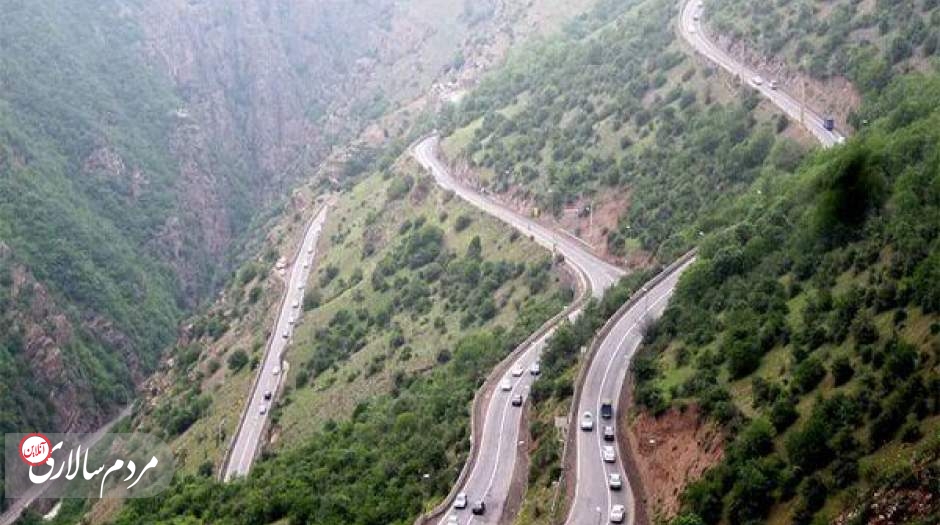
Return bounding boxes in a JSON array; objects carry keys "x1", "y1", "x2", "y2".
[
  {"x1": 601, "y1": 399, "x2": 614, "y2": 419},
  {"x1": 263, "y1": 390, "x2": 273, "y2": 401},
  {"x1": 471, "y1": 501, "x2": 486, "y2": 515}
]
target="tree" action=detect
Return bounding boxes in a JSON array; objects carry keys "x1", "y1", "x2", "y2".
[
  {"x1": 793, "y1": 356, "x2": 826, "y2": 393},
  {"x1": 786, "y1": 413, "x2": 833, "y2": 473},
  {"x1": 227, "y1": 350, "x2": 249, "y2": 372},
  {"x1": 467, "y1": 235, "x2": 482, "y2": 260}
]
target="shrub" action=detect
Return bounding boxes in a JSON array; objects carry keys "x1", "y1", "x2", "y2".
[
  {"x1": 793, "y1": 356, "x2": 826, "y2": 393},
  {"x1": 454, "y1": 214, "x2": 473, "y2": 232},
  {"x1": 227, "y1": 350, "x2": 249, "y2": 372}
]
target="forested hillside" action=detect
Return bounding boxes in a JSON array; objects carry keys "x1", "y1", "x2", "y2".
[
  {"x1": 107, "y1": 159, "x2": 573, "y2": 523},
  {"x1": 637, "y1": 74, "x2": 940, "y2": 524},
  {"x1": 0, "y1": 0, "x2": 583, "y2": 510},
  {"x1": 708, "y1": 0, "x2": 940, "y2": 89},
  {"x1": 0, "y1": 0, "x2": 573, "y2": 440},
  {"x1": 438, "y1": 0, "x2": 808, "y2": 263}
]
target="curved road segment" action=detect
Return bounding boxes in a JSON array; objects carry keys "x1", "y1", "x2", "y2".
[
  {"x1": 223, "y1": 200, "x2": 332, "y2": 481},
  {"x1": 564, "y1": 259, "x2": 694, "y2": 525},
  {"x1": 413, "y1": 137, "x2": 624, "y2": 524},
  {"x1": 679, "y1": 0, "x2": 845, "y2": 148}
]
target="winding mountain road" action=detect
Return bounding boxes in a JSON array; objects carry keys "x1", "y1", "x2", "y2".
[
  {"x1": 679, "y1": 0, "x2": 845, "y2": 148},
  {"x1": 223, "y1": 199, "x2": 332, "y2": 481},
  {"x1": 564, "y1": 258, "x2": 694, "y2": 525},
  {"x1": 413, "y1": 137, "x2": 624, "y2": 524}
]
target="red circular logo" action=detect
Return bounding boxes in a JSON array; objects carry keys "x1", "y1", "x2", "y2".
[{"x1": 19, "y1": 433, "x2": 52, "y2": 467}]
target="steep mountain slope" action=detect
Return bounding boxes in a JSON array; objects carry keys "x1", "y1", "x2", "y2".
[
  {"x1": 640, "y1": 74, "x2": 940, "y2": 525},
  {"x1": 703, "y1": 0, "x2": 940, "y2": 126},
  {"x1": 438, "y1": 0, "x2": 810, "y2": 265},
  {"x1": 0, "y1": 0, "x2": 596, "y2": 512},
  {"x1": 0, "y1": 0, "x2": 586, "y2": 442}
]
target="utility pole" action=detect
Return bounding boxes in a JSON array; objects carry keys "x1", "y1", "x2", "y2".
[{"x1": 589, "y1": 198, "x2": 595, "y2": 244}]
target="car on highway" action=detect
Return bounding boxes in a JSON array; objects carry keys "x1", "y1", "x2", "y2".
[
  {"x1": 752, "y1": 75, "x2": 763, "y2": 86},
  {"x1": 298, "y1": 283, "x2": 304, "y2": 290},
  {"x1": 264, "y1": 390, "x2": 272, "y2": 400},
  {"x1": 603, "y1": 425, "x2": 615, "y2": 442},
  {"x1": 581, "y1": 412, "x2": 594, "y2": 431},
  {"x1": 610, "y1": 504, "x2": 626, "y2": 523},
  {"x1": 282, "y1": 330, "x2": 290, "y2": 338},
  {"x1": 292, "y1": 300, "x2": 300, "y2": 309},
  {"x1": 529, "y1": 361, "x2": 540, "y2": 375},
  {"x1": 501, "y1": 378, "x2": 513, "y2": 391},
  {"x1": 512, "y1": 365, "x2": 524, "y2": 377},
  {"x1": 302, "y1": 262, "x2": 309, "y2": 269},
  {"x1": 609, "y1": 472, "x2": 623, "y2": 490},
  {"x1": 471, "y1": 501, "x2": 486, "y2": 515},
  {"x1": 273, "y1": 366, "x2": 281, "y2": 376},
  {"x1": 259, "y1": 404, "x2": 267, "y2": 415},
  {"x1": 511, "y1": 394, "x2": 524, "y2": 406},
  {"x1": 601, "y1": 399, "x2": 614, "y2": 419},
  {"x1": 454, "y1": 492, "x2": 467, "y2": 509},
  {"x1": 769, "y1": 79, "x2": 779, "y2": 90},
  {"x1": 602, "y1": 445, "x2": 616, "y2": 463},
  {"x1": 446, "y1": 515, "x2": 459, "y2": 525}
]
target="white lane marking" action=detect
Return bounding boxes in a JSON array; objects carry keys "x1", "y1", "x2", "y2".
[
  {"x1": 463, "y1": 332, "x2": 550, "y2": 525},
  {"x1": 594, "y1": 289, "x2": 671, "y2": 524}
]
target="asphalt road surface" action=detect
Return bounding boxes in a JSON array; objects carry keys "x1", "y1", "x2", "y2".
[
  {"x1": 223, "y1": 200, "x2": 332, "y2": 481},
  {"x1": 679, "y1": 0, "x2": 845, "y2": 148},
  {"x1": 413, "y1": 137, "x2": 624, "y2": 524},
  {"x1": 413, "y1": 137, "x2": 624, "y2": 299},
  {"x1": 565, "y1": 258, "x2": 694, "y2": 525}
]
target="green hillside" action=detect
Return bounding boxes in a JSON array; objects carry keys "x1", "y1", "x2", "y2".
[
  {"x1": 707, "y1": 0, "x2": 940, "y2": 91},
  {"x1": 438, "y1": 0, "x2": 806, "y2": 261},
  {"x1": 0, "y1": 0, "x2": 185, "y2": 427},
  {"x1": 639, "y1": 74, "x2": 940, "y2": 524}
]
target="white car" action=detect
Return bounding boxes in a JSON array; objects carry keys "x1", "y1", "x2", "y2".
[
  {"x1": 292, "y1": 301, "x2": 300, "y2": 309},
  {"x1": 307, "y1": 246, "x2": 314, "y2": 254},
  {"x1": 752, "y1": 75, "x2": 763, "y2": 86},
  {"x1": 500, "y1": 378, "x2": 513, "y2": 391},
  {"x1": 282, "y1": 330, "x2": 290, "y2": 339},
  {"x1": 602, "y1": 445, "x2": 616, "y2": 463},
  {"x1": 447, "y1": 515, "x2": 459, "y2": 525},
  {"x1": 302, "y1": 262, "x2": 309, "y2": 269},
  {"x1": 609, "y1": 472, "x2": 623, "y2": 490},
  {"x1": 298, "y1": 283, "x2": 305, "y2": 290},
  {"x1": 259, "y1": 404, "x2": 267, "y2": 415},
  {"x1": 529, "y1": 362, "x2": 540, "y2": 375},
  {"x1": 769, "y1": 79, "x2": 779, "y2": 90},
  {"x1": 273, "y1": 366, "x2": 281, "y2": 376},
  {"x1": 610, "y1": 504, "x2": 626, "y2": 523},
  {"x1": 511, "y1": 365, "x2": 524, "y2": 377},
  {"x1": 580, "y1": 412, "x2": 594, "y2": 431},
  {"x1": 454, "y1": 492, "x2": 467, "y2": 509}
]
